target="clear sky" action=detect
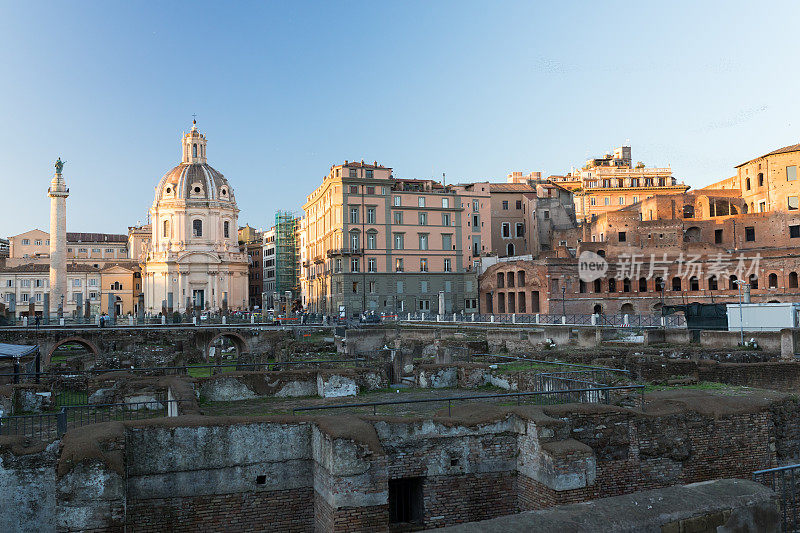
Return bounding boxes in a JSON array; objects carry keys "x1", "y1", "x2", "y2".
[{"x1": 1, "y1": 1, "x2": 798, "y2": 237}]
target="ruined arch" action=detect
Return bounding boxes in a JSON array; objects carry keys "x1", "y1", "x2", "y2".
[
  {"x1": 45, "y1": 337, "x2": 100, "y2": 367},
  {"x1": 206, "y1": 331, "x2": 249, "y2": 362}
]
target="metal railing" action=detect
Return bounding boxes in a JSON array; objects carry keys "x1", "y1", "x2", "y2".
[
  {"x1": 0, "y1": 359, "x2": 367, "y2": 382},
  {"x1": 0, "y1": 399, "x2": 189, "y2": 440},
  {"x1": 753, "y1": 463, "x2": 800, "y2": 532},
  {"x1": 401, "y1": 312, "x2": 686, "y2": 328},
  {"x1": 291, "y1": 385, "x2": 645, "y2": 416}
]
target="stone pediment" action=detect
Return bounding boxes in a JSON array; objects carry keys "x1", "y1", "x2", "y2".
[
  {"x1": 101, "y1": 265, "x2": 134, "y2": 274},
  {"x1": 176, "y1": 251, "x2": 222, "y2": 264}
]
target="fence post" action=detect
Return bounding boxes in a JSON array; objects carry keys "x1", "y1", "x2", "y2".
[
  {"x1": 512, "y1": 314, "x2": 516, "y2": 324},
  {"x1": 161, "y1": 315, "x2": 166, "y2": 325},
  {"x1": 57, "y1": 408, "x2": 67, "y2": 437},
  {"x1": 535, "y1": 313, "x2": 539, "y2": 324},
  {"x1": 490, "y1": 315, "x2": 495, "y2": 323},
  {"x1": 623, "y1": 314, "x2": 629, "y2": 327},
  {"x1": 561, "y1": 315, "x2": 567, "y2": 325}
]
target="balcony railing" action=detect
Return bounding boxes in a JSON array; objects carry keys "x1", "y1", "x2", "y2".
[{"x1": 326, "y1": 247, "x2": 363, "y2": 257}]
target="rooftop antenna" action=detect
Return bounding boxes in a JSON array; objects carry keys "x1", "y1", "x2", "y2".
[{"x1": 442, "y1": 172, "x2": 446, "y2": 186}]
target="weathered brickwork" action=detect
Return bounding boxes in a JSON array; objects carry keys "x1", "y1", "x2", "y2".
[
  {"x1": 422, "y1": 473, "x2": 516, "y2": 528},
  {"x1": 127, "y1": 488, "x2": 314, "y2": 533}
]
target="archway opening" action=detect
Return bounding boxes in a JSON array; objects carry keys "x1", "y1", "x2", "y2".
[{"x1": 207, "y1": 333, "x2": 247, "y2": 370}]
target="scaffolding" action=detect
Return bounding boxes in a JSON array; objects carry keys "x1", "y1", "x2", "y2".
[{"x1": 274, "y1": 211, "x2": 299, "y2": 305}]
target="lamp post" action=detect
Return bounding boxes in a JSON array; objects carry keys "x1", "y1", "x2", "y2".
[
  {"x1": 561, "y1": 286, "x2": 566, "y2": 317},
  {"x1": 734, "y1": 279, "x2": 746, "y2": 345}
]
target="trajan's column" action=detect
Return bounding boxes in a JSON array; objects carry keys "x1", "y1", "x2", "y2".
[{"x1": 48, "y1": 158, "x2": 69, "y2": 315}]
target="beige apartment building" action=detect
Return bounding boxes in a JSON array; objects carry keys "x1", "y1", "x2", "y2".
[
  {"x1": 557, "y1": 146, "x2": 689, "y2": 222},
  {"x1": 732, "y1": 143, "x2": 800, "y2": 215},
  {"x1": 300, "y1": 161, "x2": 491, "y2": 317},
  {"x1": 7, "y1": 229, "x2": 129, "y2": 267}
]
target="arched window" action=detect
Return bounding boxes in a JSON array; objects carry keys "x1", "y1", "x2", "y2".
[
  {"x1": 163, "y1": 220, "x2": 169, "y2": 238},
  {"x1": 769, "y1": 273, "x2": 778, "y2": 288},
  {"x1": 623, "y1": 278, "x2": 631, "y2": 292},
  {"x1": 689, "y1": 276, "x2": 699, "y2": 291},
  {"x1": 639, "y1": 277, "x2": 648, "y2": 292},
  {"x1": 497, "y1": 272, "x2": 504, "y2": 288},
  {"x1": 684, "y1": 227, "x2": 701, "y2": 242},
  {"x1": 790, "y1": 272, "x2": 798, "y2": 288},
  {"x1": 593, "y1": 304, "x2": 602, "y2": 315},
  {"x1": 745, "y1": 177, "x2": 751, "y2": 190},
  {"x1": 672, "y1": 277, "x2": 682, "y2": 291},
  {"x1": 224, "y1": 221, "x2": 230, "y2": 239},
  {"x1": 608, "y1": 278, "x2": 616, "y2": 292},
  {"x1": 729, "y1": 275, "x2": 738, "y2": 290},
  {"x1": 620, "y1": 303, "x2": 634, "y2": 315},
  {"x1": 193, "y1": 143, "x2": 198, "y2": 157},
  {"x1": 192, "y1": 219, "x2": 203, "y2": 237},
  {"x1": 749, "y1": 274, "x2": 758, "y2": 289},
  {"x1": 655, "y1": 277, "x2": 664, "y2": 292},
  {"x1": 758, "y1": 173, "x2": 764, "y2": 187},
  {"x1": 593, "y1": 279, "x2": 601, "y2": 293},
  {"x1": 708, "y1": 275, "x2": 718, "y2": 291},
  {"x1": 597, "y1": 249, "x2": 606, "y2": 257},
  {"x1": 579, "y1": 280, "x2": 587, "y2": 293},
  {"x1": 507, "y1": 243, "x2": 515, "y2": 256}
]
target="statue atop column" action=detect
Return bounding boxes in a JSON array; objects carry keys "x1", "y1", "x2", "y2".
[{"x1": 55, "y1": 157, "x2": 65, "y2": 174}]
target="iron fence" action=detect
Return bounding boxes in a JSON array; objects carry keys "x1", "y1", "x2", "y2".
[
  {"x1": 753, "y1": 463, "x2": 800, "y2": 532},
  {"x1": 400, "y1": 312, "x2": 686, "y2": 328},
  {"x1": 0, "y1": 399, "x2": 189, "y2": 440},
  {"x1": 292, "y1": 385, "x2": 646, "y2": 416}
]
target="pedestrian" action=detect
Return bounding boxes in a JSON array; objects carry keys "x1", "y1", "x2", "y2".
[
  {"x1": 34, "y1": 314, "x2": 40, "y2": 330},
  {"x1": 99, "y1": 313, "x2": 106, "y2": 328}
]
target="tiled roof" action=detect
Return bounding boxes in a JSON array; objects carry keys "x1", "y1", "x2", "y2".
[
  {"x1": 488, "y1": 183, "x2": 536, "y2": 192},
  {"x1": 67, "y1": 233, "x2": 127, "y2": 243},
  {"x1": 735, "y1": 143, "x2": 800, "y2": 167},
  {"x1": 0, "y1": 262, "x2": 101, "y2": 273}
]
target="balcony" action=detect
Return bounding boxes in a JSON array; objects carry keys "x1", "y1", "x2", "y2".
[{"x1": 326, "y1": 247, "x2": 363, "y2": 257}]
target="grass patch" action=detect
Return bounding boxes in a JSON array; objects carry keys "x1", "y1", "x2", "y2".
[{"x1": 643, "y1": 381, "x2": 733, "y2": 393}]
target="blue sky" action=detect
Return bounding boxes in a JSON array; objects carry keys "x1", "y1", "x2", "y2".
[{"x1": 1, "y1": 1, "x2": 798, "y2": 236}]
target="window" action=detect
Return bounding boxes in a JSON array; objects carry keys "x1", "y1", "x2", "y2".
[
  {"x1": 367, "y1": 208, "x2": 376, "y2": 224},
  {"x1": 367, "y1": 233, "x2": 376, "y2": 250},
  {"x1": 472, "y1": 199, "x2": 479, "y2": 212},
  {"x1": 791, "y1": 272, "x2": 799, "y2": 288},
  {"x1": 72, "y1": 279, "x2": 81, "y2": 287},
  {"x1": 397, "y1": 281, "x2": 404, "y2": 293},
  {"x1": 497, "y1": 272, "x2": 505, "y2": 288},
  {"x1": 442, "y1": 213, "x2": 450, "y2": 226},
  {"x1": 349, "y1": 184, "x2": 358, "y2": 193},
  {"x1": 543, "y1": 210, "x2": 550, "y2": 219},
  {"x1": 393, "y1": 233, "x2": 404, "y2": 250},
  {"x1": 444, "y1": 258, "x2": 451, "y2": 272},
  {"x1": 502, "y1": 200, "x2": 508, "y2": 210},
  {"x1": 418, "y1": 212, "x2": 427, "y2": 225},
  {"x1": 419, "y1": 299, "x2": 430, "y2": 311},
  {"x1": 395, "y1": 258, "x2": 404, "y2": 272},
  {"x1": 418, "y1": 197, "x2": 425, "y2": 207},
  {"x1": 349, "y1": 207, "x2": 359, "y2": 224},
  {"x1": 445, "y1": 281, "x2": 452, "y2": 292},
  {"x1": 715, "y1": 229, "x2": 723, "y2": 243},
  {"x1": 515, "y1": 200, "x2": 522, "y2": 209},
  {"x1": 507, "y1": 243, "x2": 515, "y2": 256},
  {"x1": 769, "y1": 273, "x2": 778, "y2": 288},
  {"x1": 368, "y1": 258, "x2": 376, "y2": 272},
  {"x1": 442, "y1": 198, "x2": 449, "y2": 208},
  {"x1": 788, "y1": 166, "x2": 798, "y2": 181},
  {"x1": 34, "y1": 240, "x2": 42, "y2": 246},
  {"x1": 335, "y1": 259, "x2": 342, "y2": 273},
  {"x1": 442, "y1": 234, "x2": 452, "y2": 250},
  {"x1": 350, "y1": 232, "x2": 360, "y2": 250},
  {"x1": 515, "y1": 223, "x2": 524, "y2": 237},
  {"x1": 746, "y1": 178, "x2": 751, "y2": 190},
  {"x1": 368, "y1": 281, "x2": 376, "y2": 293},
  {"x1": 750, "y1": 274, "x2": 758, "y2": 289},
  {"x1": 758, "y1": 173, "x2": 764, "y2": 187},
  {"x1": 105, "y1": 248, "x2": 113, "y2": 253},
  {"x1": 745, "y1": 226, "x2": 755, "y2": 242},
  {"x1": 89, "y1": 278, "x2": 97, "y2": 287},
  {"x1": 633, "y1": 196, "x2": 639, "y2": 203},
  {"x1": 224, "y1": 221, "x2": 230, "y2": 238},
  {"x1": 604, "y1": 197, "x2": 610, "y2": 206},
  {"x1": 791, "y1": 225, "x2": 800, "y2": 238},
  {"x1": 619, "y1": 197, "x2": 625, "y2": 205},
  {"x1": 790, "y1": 197, "x2": 799, "y2": 211},
  {"x1": 394, "y1": 211, "x2": 403, "y2": 224},
  {"x1": 472, "y1": 214, "x2": 479, "y2": 230},
  {"x1": 351, "y1": 258, "x2": 360, "y2": 272},
  {"x1": 21, "y1": 239, "x2": 30, "y2": 245},
  {"x1": 421, "y1": 281, "x2": 429, "y2": 293},
  {"x1": 618, "y1": 231, "x2": 626, "y2": 242},
  {"x1": 92, "y1": 248, "x2": 100, "y2": 253},
  {"x1": 501, "y1": 223, "x2": 510, "y2": 238},
  {"x1": 366, "y1": 170, "x2": 374, "y2": 179},
  {"x1": 394, "y1": 196, "x2": 401, "y2": 206},
  {"x1": 709, "y1": 276, "x2": 718, "y2": 291},
  {"x1": 192, "y1": 219, "x2": 203, "y2": 237},
  {"x1": 418, "y1": 234, "x2": 428, "y2": 250},
  {"x1": 352, "y1": 281, "x2": 359, "y2": 293},
  {"x1": 420, "y1": 258, "x2": 428, "y2": 272},
  {"x1": 690, "y1": 276, "x2": 699, "y2": 291}
]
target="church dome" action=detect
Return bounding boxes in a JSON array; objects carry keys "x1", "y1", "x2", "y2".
[
  {"x1": 154, "y1": 162, "x2": 235, "y2": 203},
  {"x1": 153, "y1": 120, "x2": 236, "y2": 204}
]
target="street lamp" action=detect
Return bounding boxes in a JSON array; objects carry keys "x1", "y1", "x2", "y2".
[{"x1": 734, "y1": 279, "x2": 747, "y2": 345}]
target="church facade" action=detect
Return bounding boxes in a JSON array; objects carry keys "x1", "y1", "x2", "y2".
[{"x1": 142, "y1": 122, "x2": 248, "y2": 313}]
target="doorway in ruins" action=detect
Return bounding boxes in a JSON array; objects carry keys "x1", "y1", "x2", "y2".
[{"x1": 208, "y1": 334, "x2": 241, "y2": 369}]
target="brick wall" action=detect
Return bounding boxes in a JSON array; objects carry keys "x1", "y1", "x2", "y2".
[{"x1": 127, "y1": 488, "x2": 314, "y2": 533}]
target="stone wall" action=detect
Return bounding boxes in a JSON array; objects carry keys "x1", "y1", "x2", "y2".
[
  {"x1": 0, "y1": 437, "x2": 58, "y2": 532},
  {"x1": 30, "y1": 389, "x2": 797, "y2": 531}
]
